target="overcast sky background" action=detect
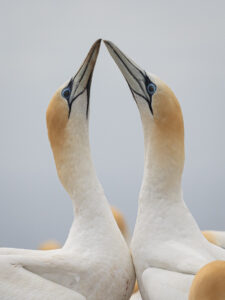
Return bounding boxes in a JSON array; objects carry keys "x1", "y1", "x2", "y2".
[{"x1": 0, "y1": 0, "x2": 224, "y2": 249}]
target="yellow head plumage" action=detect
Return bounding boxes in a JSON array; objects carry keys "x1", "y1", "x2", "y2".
[{"x1": 104, "y1": 40, "x2": 185, "y2": 178}]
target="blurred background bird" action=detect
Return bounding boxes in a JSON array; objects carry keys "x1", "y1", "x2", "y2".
[
  {"x1": 38, "y1": 240, "x2": 61, "y2": 250},
  {"x1": 189, "y1": 261, "x2": 225, "y2": 300}
]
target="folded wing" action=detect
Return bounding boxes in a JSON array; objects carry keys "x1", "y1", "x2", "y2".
[{"x1": 141, "y1": 267, "x2": 194, "y2": 300}]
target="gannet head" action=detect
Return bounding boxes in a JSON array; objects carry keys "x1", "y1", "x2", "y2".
[
  {"x1": 104, "y1": 40, "x2": 184, "y2": 176},
  {"x1": 46, "y1": 39, "x2": 101, "y2": 193}
]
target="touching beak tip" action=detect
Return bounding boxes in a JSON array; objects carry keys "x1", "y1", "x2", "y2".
[
  {"x1": 103, "y1": 40, "x2": 109, "y2": 45},
  {"x1": 103, "y1": 40, "x2": 116, "y2": 59},
  {"x1": 103, "y1": 40, "x2": 114, "y2": 50},
  {"x1": 87, "y1": 39, "x2": 102, "y2": 68},
  {"x1": 73, "y1": 39, "x2": 102, "y2": 89},
  {"x1": 88, "y1": 39, "x2": 102, "y2": 59},
  {"x1": 102, "y1": 40, "x2": 147, "y2": 101},
  {"x1": 94, "y1": 38, "x2": 102, "y2": 51}
]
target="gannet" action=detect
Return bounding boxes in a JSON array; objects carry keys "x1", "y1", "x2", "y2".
[
  {"x1": 104, "y1": 40, "x2": 225, "y2": 300},
  {"x1": 202, "y1": 231, "x2": 225, "y2": 248},
  {"x1": 0, "y1": 39, "x2": 135, "y2": 300},
  {"x1": 189, "y1": 260, "x2": 225, "y2": 300},
  {"x1": 38, "y1": 240, "x2": 61, "y2": 250}
]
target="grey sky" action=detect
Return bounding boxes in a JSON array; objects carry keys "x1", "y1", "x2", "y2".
[{"x1": 0, "y1": 0, "x2": 224, "y2": 249}]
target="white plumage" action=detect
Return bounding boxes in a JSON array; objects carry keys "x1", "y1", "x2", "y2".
[
  {"x1": 104, "y1": 40, "x2": 225, "y2": 300},
  {"x1": 0, "y1": 39, "x2": 135, "y2": 300}
]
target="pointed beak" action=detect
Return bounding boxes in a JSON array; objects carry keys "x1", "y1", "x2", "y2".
[
  {"x1": 70, "y1": 39, "x2": 101, "y2": 100},
  {"x1": 103, "y1": 40, "x2": 149, "y2": 101}
]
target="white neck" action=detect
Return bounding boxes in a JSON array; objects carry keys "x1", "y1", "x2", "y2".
[
  {"x1": 139, "y1": 127, "x2": 182, "y2": 223},
  {"x1": 133, "y1": 109, "x2": 202, "y2": 243},
  {"x1": 56, "y1": 102, "x2": 117, "y2": 248}
]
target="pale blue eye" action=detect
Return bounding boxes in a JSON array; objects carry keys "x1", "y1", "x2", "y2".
[
  {"x1": 61, "y1": 87, "x2": 71, "y2": 100},
  {"x1": 147, "y1": 83, "x2": 156, "y2": 95}
]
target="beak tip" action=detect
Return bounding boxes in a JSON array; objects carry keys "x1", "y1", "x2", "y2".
[
  {"x1": 103, "y1": 40, "x2": 113, "y2": 53},
  {"x1": 93, "y1": 39, "x2": 101, "y2": 51},
  {"x1": 103, "y1": 40, "x2": 111, "y2": 46},
  {"x1": 96, "y1": 38, "x2": 102, "y2": 45},
  {"x1": 89, "y1": 39, "x2": 101, "y2": 55}
]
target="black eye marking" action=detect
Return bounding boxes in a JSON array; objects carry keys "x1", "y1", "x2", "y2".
[
  {"x1": 143, "y1": 75, "x2": 156, "y2": 115},
  {"x1": 61, "y1": 77, "x2": 74, "y2": 102},
  {"x1": 147, "y1": 83, "x2": 157, "y2": 95},
  {"x1": 61, "y1": 87, "x2": 71, "y2": 100}
]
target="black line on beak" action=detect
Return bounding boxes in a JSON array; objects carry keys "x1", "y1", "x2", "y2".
[
  {"x1": 106, "y1": 43, "x2": 146, "y2": 99},
  {"x1": 67, "y1": 43, "x2": 98, "y2": 118},
  {"x1": 105, "y1": 42, "x2": 154, "y2": 115}
]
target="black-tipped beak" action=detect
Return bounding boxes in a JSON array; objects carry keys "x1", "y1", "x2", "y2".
[
  {"x1": 104, "y1": 40, "x2": 154, "y2": 114},
  {"x1": 65, "y1": 39, "x2": 101, "y2": 117},
  {"x1": 72, "y1": 39, "x2": 101, "y2": 96}
]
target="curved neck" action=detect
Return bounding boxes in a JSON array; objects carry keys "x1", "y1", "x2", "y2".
[
  {"x1": 139, "y1": 111, "x2": 185, "y2": 210},
  {"x1": 58, "y1": 116, "x2": 105, "y2": 212},
  {"x1": 47, "y1": 93, "x2": 120, "y2": 250},
  {"x1": 133, "y1": 114, "x2": 207, "y2": 253},
  {"x1": 57, "y1": 115, "x2": 117, "y2": 248}
]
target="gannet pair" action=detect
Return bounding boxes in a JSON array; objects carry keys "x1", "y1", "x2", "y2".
[
  {"x1": 0, "y1": 40, "x2": 135, "y2": 299},
  {"x1": 103, "y1": 41, "x2": 225, "y2": 300}
]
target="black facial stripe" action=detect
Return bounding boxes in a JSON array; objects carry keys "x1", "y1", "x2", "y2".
[
  {"x1": 67, "y1": 78, "x2": 73, "y2": 90},
  {"x1": 132, "y1": 90, "x2": 153, "y2": 115},
  {"x1": 65, "y1": 46, "x2": 96, "y2": 118},
  {"x1": 148, "y1": 99, "x2": 153, "y2": 115},
  {"x1": 68, "y1": 88, "x2": 86, "y2": 118},
  {"x1": 144, "y1": 72, "x2": 155, "y2": 88},
  {"x1": 68, "y1": 73, "x2": 93, "y2": 118},
  {"x1": 123, "y1": 68, "x2": 154, "y2": 115},
  {"x1": 86, "y1": 74, "x2": 93, "y2": 118},
  {"x1": 126, "y1": 72, "x2": 154, "y2": 115},
  {"x1": 139, "y1": 72, "x2": 155, "y2": 115}
]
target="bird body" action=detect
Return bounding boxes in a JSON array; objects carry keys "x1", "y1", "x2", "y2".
[
  {"x1": 0, "y1": 254, "x2": 85, "y2": 300},
  {"x1": 104, "y1": 40, "x2": 225, "y2": 299},
  {"x1": 0, "y1": 40, "x2": 135, "y2": 300}
]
